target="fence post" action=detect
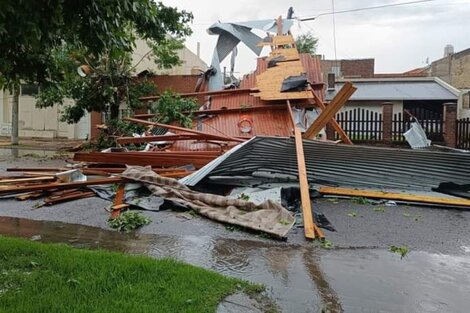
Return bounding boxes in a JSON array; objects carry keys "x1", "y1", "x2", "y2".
[
  {"x1": 325, "y1": 124, "x2": 335, "y2": 140},
  {"x1": 443, "y1": 102, "x2": 457, "y2": 148},
  {"x1": 382, "y1": 102, "x2": 393, "y2": 146}
]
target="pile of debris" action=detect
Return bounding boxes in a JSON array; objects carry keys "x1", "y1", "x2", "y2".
[{"x1": 4, "y1": 17, "x2": 470, "y2": 242}]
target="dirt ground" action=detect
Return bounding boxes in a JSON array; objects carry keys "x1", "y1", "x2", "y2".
[{"x1": 1, "y1": 152, "x2": 469, "y2": 312}]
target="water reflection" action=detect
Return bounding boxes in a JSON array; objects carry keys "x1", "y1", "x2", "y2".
[{"x1": 0, "y1": 216, "x2": 469, "y2": 313}]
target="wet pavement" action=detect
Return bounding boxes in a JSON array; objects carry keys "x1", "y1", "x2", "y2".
[
  {"x1": 1, "y1": 216, "x2": 469, "y2": 313},
  {"x1": 1, "y1": 154, "x2": 470, "y2": 312}
]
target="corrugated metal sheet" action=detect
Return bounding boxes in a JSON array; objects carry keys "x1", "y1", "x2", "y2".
[
  {"x1": 182, "y1": 136, "x2": 470, "y2": 190},
  {"x1": 326, "y1": 80, "x2": 458, "y2": 101},
  {"x1": 170, "y1": 54, "x2": 323, "y2": 151}
]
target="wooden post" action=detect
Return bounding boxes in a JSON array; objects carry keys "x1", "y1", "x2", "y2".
[{"x1": 11, "y1": 87, "x2": 19, "y2": 145}]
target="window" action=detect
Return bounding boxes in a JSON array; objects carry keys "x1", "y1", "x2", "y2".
[{"x1": 20, "y1": 84, "x2": 39, "y2": 96}]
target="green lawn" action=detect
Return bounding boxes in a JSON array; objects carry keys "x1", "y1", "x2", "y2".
[{"x1": 0, "y1": 236, "x2": 260, "y2": 313}]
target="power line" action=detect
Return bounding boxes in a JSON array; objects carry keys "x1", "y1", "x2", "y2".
[
  {"x1": 299, "y1": 0, "x2": 435, "y2": 21},
  {"x1": 331, "y1": 0, "x2": 337, "y2": 63}
]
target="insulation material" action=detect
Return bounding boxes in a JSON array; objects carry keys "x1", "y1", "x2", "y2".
[{"x1": 121, "y1": 166, "x2": 295, "y2": 238}]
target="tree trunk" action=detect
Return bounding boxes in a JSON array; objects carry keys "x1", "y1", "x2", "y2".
[
  {"x1": 110, "y1": 93, "x2": 120, "y2": 120},
  {"x1": 11, "y1": 87, "x2": 19, "y2": 145},
  {"x1": 110, "y1": 104, "x2": 120, "y2": 121}
]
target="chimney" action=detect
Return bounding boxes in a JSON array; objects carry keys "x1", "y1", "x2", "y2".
[
  {"x1": 444, "y1": 44, "x2": 454, "y2": 57},
  {"x1": 197, "y1": 42, "x2": 201, "y2": 58},
  {"x1": 327, "y1": 73, "x2": 336, "y2": 91}
]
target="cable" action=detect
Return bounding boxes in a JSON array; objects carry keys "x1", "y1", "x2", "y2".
[
  {"x1": 331, "y1": 0, "x2": 338, "y2": 63},
  {"x1": 299, "y1": 0, "x2": 435, "y2": 21}
]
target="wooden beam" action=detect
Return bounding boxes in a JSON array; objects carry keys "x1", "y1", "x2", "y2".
[
  {"x1": 303, "y1": 82, "x2": 357, "y2": 139},
  {"x1": 0, "y1": 176, "x2": 56, "y2": 184},
  {"x1": 116, "y1": 134, "x2": 200, "y2": 145},
  {"x1": 0, "y1": 177, "x2": 126, "y2": 195},
  {"x1": 308, "y1": 86, "x2": 353, "y2": 145},
  {"x1": 44, "y1": 191, "x2": 96, "y2": 206},
  {"x1": 286, "y1": 100, "x2": 296, "y2": 132},
  {"x1": 7, "y1": 167, "x2": 66, "y2": 172},
  {"x1": 319, "y1": 187, "x2": 470, "y2": 208},
  {"x1": 111, "y1": 184, "x2": 126, "y2": 219},
  {"x1": 139, "y1": 88, "x2": 258, "y2": 101},
  {"x1": 74, "y1": 152, "x2": 218, "y2": 168},
  {"x1": 294, "y1": 127, "x2": 316, "y2": 240},
  {"x1": 123, "y1": 117, "x2": 244, "y2": 143}
]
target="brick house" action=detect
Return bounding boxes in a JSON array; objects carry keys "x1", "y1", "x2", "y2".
[
  {"x1": 429, "y1": 47, "x2": 470, "y2": 116},
  {"x1": 321, "y1": 58, "x2": 375, "y2": 82}
]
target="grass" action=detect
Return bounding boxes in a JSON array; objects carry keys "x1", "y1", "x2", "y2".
[
  {"x1": 0, "y1": 236, "x2": 262, "y2": 313},
  {"x1": 389, "y1": 245, "x2": 410, "y2": 259}
]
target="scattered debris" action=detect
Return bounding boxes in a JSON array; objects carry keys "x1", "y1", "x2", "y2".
[{"x1": 1, "y1": 19, "x2": 470, "y2": 243}]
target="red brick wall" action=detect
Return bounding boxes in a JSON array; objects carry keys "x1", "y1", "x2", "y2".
[
  {"x1": 341, "y1": 59, "x2": 375, "y2": 78},
  {"x1": 321, "y1": 58, "x2": 375, "y2": 82},
  {"x1": 148, "y1": 75, "x2": 200, "y2": 94}
]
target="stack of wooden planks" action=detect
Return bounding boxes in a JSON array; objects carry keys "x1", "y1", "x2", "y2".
[{"x1": 2, "y1": 164, "x2": 195, "y2": 209}]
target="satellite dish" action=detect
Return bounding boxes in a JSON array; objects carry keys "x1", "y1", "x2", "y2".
[{"x1": 77, "y1": 65, "x2": 92, "y2": 77}]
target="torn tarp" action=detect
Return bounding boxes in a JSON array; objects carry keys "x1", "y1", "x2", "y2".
[{"x1": 121, "y1": 166, "x2": 295, "y2": 238}]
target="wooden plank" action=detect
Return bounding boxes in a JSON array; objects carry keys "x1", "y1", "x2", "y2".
[
  {"x1": 308, "y1": 86, "x2": 353, "y2": 145},
  {"x1": 116, "y1": 134, "x2": 200, "y2": 145},
  {"x1": 7, "y1": 167, "x2": 66, "y2": 172},
  {"x1": 319, "y1": 187, "x2": 470, "y2": 208},
  {"x1": 294, "y1": 127, "x2": 316, "y2": 239},
  {"x1": 0, "y1": 177, "x2": 125, "y2": 196},
  {"x1": 74, "y1": 152, "x2": 218, "y2": 168},
  {"x1": 15, "y1": 191, "x2": 46, "y2": 201},
  {"x1": 303, "y1": 82, "x2": 357, "y2": 139},
  {"x1": 286, "y1": 100, "x2": 296, "y2": 132},
  {"x1": 44, "y1": 191, "x2": 95, "y2": 206},
  {"x1": 139, "y1": 88, "x2": 258, "y2": 101},
  {"x1": 0, "y1": 176, "x2": 56, "y2": 185},
  {"x1": 111, "y1": 184, "x2": 126, "y2": 219},
  {"x1": 123, "y1": 117, "x2": 244, "y2": 143}
]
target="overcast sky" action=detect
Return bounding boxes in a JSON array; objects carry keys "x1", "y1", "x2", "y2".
[{"x1": 161, "y1": 0, "x2": 470, "y2": 76}]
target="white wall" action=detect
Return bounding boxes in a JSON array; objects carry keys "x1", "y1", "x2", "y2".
[
  {"x1": 339, "y1": 100, "x2": 403, "y2": 115},
  {"x1": 0, "y1": 42, "x2": 208, "y2": 139},
  {"x1": 0, "y1": 89, "x2": 89, "y2": 139},
  {"x1": 132, "y1": 39, "x2": 207, "y2": 75}
]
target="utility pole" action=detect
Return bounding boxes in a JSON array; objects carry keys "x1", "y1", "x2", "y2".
[{"x1": 11, "y1": 87, "x2": 19, "y2": 145}]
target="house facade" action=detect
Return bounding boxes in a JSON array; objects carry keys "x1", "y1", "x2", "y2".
[
  {"x1": 429, "y1": 47, "x2": 470, "y2": 116},
  {"x1": 326, "y1": 77, "x2": 460, "y2": 115},
  {"x1": 0, "y1": 41, "x2": 208, "y2": 140}
]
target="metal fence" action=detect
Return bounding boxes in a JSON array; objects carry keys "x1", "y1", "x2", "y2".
[
  {"x1": 392, "y1": 111, "x2": 443, "y2": 143},
  {"x1": 335, "y1": 108, "x2": 383, "y2": 142},
  {"x1": 457, "y1": 117, "x2": 470, "y2": 150},
  {"x1": 407, "y1": 107, "x2": 444, "y2": 142}
]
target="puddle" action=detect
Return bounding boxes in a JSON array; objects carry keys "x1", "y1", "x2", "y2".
[
  {"x1": 1, "y1": 216, "x2": 469, "y2": 313},
  {"x1": 0, "y1": 147, "x2": 68, "y2": 159}
]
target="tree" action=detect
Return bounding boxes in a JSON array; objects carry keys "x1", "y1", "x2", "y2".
[
  {"x1": 36, "y1": 43, "x2": 163, "y2": 122},
  {"x1": 0, "y1": 0, "x2": 192, "y2": 142},
  {"x1": 296, "y1": 32, "x2": 319, "y2": 55}
]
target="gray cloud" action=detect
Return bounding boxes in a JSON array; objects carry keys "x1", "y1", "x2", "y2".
[{"x1": 163, "y1": 0, "x2": 470, "y2": 75}]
